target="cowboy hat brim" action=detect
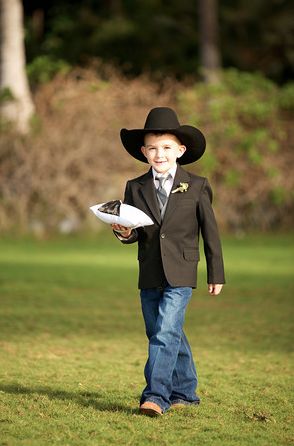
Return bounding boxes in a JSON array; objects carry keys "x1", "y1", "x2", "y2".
[{"x1": 120, "y1": 125, "x2": 206, "y2": 165}]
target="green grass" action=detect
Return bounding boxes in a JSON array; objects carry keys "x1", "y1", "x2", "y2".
[{"x1": 0, "y1": 233, "x2": 293, "y2": 445}]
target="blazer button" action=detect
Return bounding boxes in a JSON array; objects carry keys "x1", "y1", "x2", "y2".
[{"x1": 161, "y1": 233, "x2": 166, "y2": 239}]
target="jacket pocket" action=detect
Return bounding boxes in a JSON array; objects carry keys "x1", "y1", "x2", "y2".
[{"x1": 183, "y1": 248, "x2": 200, "y2": 262}]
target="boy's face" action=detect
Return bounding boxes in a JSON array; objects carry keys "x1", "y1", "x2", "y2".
[{"x1": 141, "y1": 133, "x2": 186, "y2": 174}]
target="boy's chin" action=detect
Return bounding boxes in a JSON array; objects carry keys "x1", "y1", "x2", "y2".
[{"x1": 152, "y1": 162, "x2": 170, "y2": 174}]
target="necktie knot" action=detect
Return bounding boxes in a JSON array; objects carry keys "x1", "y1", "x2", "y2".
[{"x1": 155, "y1": 173, "x2": 171, "y2": 186}]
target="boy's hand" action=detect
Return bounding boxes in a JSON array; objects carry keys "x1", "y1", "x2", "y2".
[
  {"x1": 208, "y1": 284, "x2": 223, "y2": 296},
  {"x1": 111, "y1": 224, "x2": 132, "y2": 238}
]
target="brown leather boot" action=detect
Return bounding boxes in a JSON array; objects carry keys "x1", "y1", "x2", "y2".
[{"x1": 139, "y1": 401, "x2": 163, "y2": 417}]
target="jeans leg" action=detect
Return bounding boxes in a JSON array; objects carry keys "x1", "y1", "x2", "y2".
[
  {"x1": 140, "y1": 288, "x2": 161, "y2": 385},
  {"x1": 140, "y1": 286, "x2": 193, "y2": 411},
  {"x1": 170, "y1": 330, "x2": 200, "y2": 403}
]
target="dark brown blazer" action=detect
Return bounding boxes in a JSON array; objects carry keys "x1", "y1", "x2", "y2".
[{"x1": 118, "y1": 164, "x2": 225, "y2": 289}]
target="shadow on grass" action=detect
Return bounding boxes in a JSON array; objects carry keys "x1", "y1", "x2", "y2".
[{"x1": 0, "y1": 383, "x2": 139, "y2": 415}]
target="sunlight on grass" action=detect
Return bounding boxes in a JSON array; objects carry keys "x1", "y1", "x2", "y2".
[
  {"x1": 0, "y1": 234, "x2": 293, "y2": 445},
  {"x1": 1, "y1": 250, "x2": 137, "y2": 268}
]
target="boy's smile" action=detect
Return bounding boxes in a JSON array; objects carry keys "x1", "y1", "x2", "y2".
[{"x1": 141, "y1": 133, "x2": 186, "y2": 174}]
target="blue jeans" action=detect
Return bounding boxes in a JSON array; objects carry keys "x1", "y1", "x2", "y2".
[{"x1": 140, "y1": 286, "x2": 200, "y2": 412}]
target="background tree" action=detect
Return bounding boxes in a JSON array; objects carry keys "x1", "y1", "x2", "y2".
[
  {"x1": 198, "y1": 0, "x2": 221, "y2": 83},
  {"x1": 0, "y1": 0, "x2": 34, "y2": 133}
]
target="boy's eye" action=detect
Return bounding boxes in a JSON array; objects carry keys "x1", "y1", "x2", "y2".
[{"x1": 164, "y1": 146, "x2": 171, "y2": 150}]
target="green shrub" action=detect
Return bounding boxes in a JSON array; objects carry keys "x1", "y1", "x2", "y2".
[
  {"x1": 0, "y1": 87, "x2": 15, "y2": 103},
  {"x1": 278, "y1": 82, "x2": 294, "y2": 111},
  {"x1": 177, "y1": 69, "x2": 293, "y2": 230},
  {"x1": 27, "y1": 56, "x2": 70, "y2": 85},
  {"x1": 177, "y1": 70, "x2": 285, "y2": 164}
]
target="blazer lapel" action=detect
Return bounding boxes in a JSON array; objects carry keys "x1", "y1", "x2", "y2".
[
  {"x1": 138, "y1": 169, "x2": 161, "y2": 225},
  {"x1": 162, "y1": 164, "x2": 191, "y2": 225}
]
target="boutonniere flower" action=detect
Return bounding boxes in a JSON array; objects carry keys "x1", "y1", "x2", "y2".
[{"x1": 171, "y1": 182, "x2": 189, "y2": 194}]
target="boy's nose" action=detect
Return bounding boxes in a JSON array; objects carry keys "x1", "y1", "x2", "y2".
[{"x1": 156, "y1": 148, "x2": 165, "y2": 157}]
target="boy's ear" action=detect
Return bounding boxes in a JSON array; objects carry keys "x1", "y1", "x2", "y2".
[
  {"x1": 177, "y1": 145, "x2": 186, "y2": 158},
  {"x1": 141, "y1": 146, "x2": 147, "y2": 158}
]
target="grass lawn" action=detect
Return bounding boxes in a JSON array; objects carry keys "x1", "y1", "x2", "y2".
[{"x1": 0, "y1": 233, "x2": 293, "y2": 445}]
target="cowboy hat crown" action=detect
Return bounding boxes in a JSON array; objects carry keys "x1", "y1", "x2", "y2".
[
  {"x1": 144, "y1": 107, "x2": 181, "y2": 129},
  {"x1": 120, "y1": 107, "x2": 206, "y2": 165}
]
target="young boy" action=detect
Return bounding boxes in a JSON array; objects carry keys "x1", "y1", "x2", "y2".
[{"x1": 112, "y1": 107, "x2": 225, "y2": 417}]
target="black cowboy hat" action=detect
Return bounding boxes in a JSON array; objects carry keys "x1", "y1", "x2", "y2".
[{"x1": 120, "y1": 107, "x2": 206, "y2": 165}]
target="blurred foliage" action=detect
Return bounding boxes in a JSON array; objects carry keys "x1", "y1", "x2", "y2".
[
  {"x1": 278, "y1": 83, "x2": 294, "y2": 111},
  {"x1": 177, "y1": 69, "x2": 293, "y2": 230},
  {"x1": 0, "y1": 87, "x2": 15, "y2": 103},
  {"x1": 23, "y1": 0, "x2": 293, "y2": 84},
  {"x1": 27, "y1": 55, "x2": 70, "y2": 85},
  {"x1": 220, "y1": 0, "x2": 293, "y2": 82},
  {"x1": 0, "y1": 67, "x2": 293, "y2": 234}
]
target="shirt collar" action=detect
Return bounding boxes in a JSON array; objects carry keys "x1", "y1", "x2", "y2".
[{"x1": 152, "y1": 163, "x2": 178, "y2": 180}]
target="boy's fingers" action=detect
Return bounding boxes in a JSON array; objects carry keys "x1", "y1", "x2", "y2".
[
  {"x1": 111, "y1": 224, "x2": 127, "y2": 230},
  {"x1": 111, "y1": 223, "x2": 132, "y2": 237},
  {"x1": 208, "y1": 284, "x2": 223, "y2": 295}
]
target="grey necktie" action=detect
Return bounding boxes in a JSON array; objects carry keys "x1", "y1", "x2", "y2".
[{"x1": 156, "y1": 175, "x2": 170, "y2": 213}]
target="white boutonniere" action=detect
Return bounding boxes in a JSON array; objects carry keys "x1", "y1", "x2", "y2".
[{"x1": 171, "y1": 182, "x2": 189, "y2": 194}]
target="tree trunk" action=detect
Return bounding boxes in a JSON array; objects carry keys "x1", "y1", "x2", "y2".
[
  {"x1": 198, "y1": 0, "x2": 221, "y2": 83},
  {"x1": 0, "y1": 0, "x2": 35, "y2": 133}
]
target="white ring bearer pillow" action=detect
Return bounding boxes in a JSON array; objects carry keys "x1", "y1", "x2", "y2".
[{"x1": 90, "y1": 200, "x2": 154, "y2": 229}]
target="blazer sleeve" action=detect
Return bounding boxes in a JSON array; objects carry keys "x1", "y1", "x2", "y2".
[
  {"x1": 113, "y1": 180, "x2": 138, "y2": 244},
  {"x1": 198, "y1": 178, "x2": 225, "y2": 284}
]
